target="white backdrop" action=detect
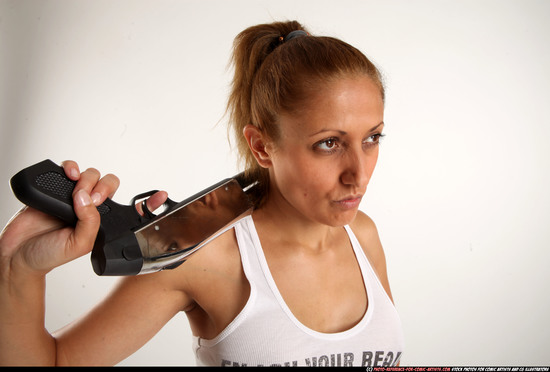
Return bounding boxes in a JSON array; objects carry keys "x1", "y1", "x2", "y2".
[{"x1": 1, "y1": 0, "x2": 549, "y2": 366}]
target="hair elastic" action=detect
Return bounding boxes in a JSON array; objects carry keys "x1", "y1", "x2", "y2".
[{"x1": 283, "y1": 30, "x2": 309, "y2": 42}]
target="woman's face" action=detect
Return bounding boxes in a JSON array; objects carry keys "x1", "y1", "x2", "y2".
[{"x1": 265, "y1": 76, "x2": 385, "y2": 227}]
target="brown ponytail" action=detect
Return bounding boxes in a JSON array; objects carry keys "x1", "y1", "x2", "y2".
[{"x1": 226, "y1": 20, "x2": 384, "y2": 207}]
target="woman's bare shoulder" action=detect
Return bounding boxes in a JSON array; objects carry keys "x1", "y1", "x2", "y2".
[
  {"x1": 172, "y1": 223, "x2": 245, "y2": 298},
  {"x1": 183, "y1": 225, "x2": 241, "y2": 272},
  {"x1": 349, "y1": 210, "x2": 381, "y2": 248},
  {"x1": 118, "y1": 224, "x2": 243, "y2": 301}
]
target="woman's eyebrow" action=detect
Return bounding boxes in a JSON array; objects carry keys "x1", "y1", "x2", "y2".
[
  {"x1": 368, "y1": 122, "x2": 385, "y2": 132},
  {"x1": 308, "y1": 121, "x2": 385, "y2": 137}
]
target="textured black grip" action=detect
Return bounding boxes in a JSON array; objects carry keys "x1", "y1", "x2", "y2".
[
  {"x1": 10, "y1": 160, "x2": 113, "y2": 225},
  {"x1": 10, "y1": 159, "x2": 79, "y2": 224},
  {"x1": 36, "y1": 171, "x2": 76, "y2": 202}
]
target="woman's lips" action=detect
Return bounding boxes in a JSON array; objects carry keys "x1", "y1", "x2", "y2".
[{"x1": 333, "y1": 195, "x2": 363, "y2": 209}]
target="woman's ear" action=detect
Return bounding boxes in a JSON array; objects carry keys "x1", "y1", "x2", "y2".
[{"x1": 243, "y1": 124, "x2": 273, "y2": 168}]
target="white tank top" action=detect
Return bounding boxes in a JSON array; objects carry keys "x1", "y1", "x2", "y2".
[{"x1": 192, "y1": 215, "x2": 405, "y2": 367}]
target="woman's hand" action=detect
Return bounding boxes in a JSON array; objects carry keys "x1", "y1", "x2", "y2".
[
  {"x1": 1, "y1": 160, "x2": 169, "y2": 276},
  {"x1": 0, "y1": 160, "x2": 123, "y2": 276}
]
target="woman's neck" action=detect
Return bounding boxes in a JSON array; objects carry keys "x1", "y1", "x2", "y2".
[{"x1": 252, "y1": 190, "x2": 343, "y2": 254}]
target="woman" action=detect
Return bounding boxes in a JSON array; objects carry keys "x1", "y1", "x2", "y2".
[{"x1": 0, "y1": 20, "x2": 404, "y2": 366}]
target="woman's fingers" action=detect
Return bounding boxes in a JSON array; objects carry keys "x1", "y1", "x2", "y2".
[
  {"x1": 90, "y1": 173, "x2": 120, "y2": 205},
  {"x1": 62, "y1": 162, "x2": 120, "y2": 206},
  {"x1": 73, "y1": 167, "x2": 101, "y2": 198},
  {"x1": 135, "y1": 191, "x2": 168, "y2": 216},
  {"x1": 61, "y1": 160, "x2": 80, "y2": 180},
  {"x1": 146, "y1": 191, "x2": 169, "y2": 211},
  {"x1": 65, "y1": 189, "x2": 101, "y2": 260},
  {"x1": 61, "y1": 161, "x2": 119, "y2": 260}
]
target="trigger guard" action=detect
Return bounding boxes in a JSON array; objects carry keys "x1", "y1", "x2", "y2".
[
  {"x1": 130, "y1": 190, "x2": 159, "y2": 205},
  {"x1": 130, "y1": 190, "x2": 159, "y2": 221},
  {"x1": 130, "y1": 191, "x2": 177, "y2": 221},
  {"x1": 163, "y1": 197, "x2": 177, "y2": 210},
  {"x1": 140, "y1": 200, "x2": 155, "y2": 219}
]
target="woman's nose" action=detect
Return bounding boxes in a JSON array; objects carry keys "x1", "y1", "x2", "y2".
[{"x1": 340, "y1": 148, "x2": 370, "y2": 188}]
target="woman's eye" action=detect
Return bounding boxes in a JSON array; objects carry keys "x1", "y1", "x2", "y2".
[
  {"x1": 364, "y1": 133, "x2": 385, "y2": 146},
  {"x1": 316, "y1": 138, "x2": 338, "y2": 152}
]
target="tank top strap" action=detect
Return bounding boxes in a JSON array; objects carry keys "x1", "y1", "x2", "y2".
[
  {"x1": 233, "y1": 215, "x2": 276, "y2": 297},
  {"x1": 343, "y1": 225, "x2": 395, "y2": 306}
]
